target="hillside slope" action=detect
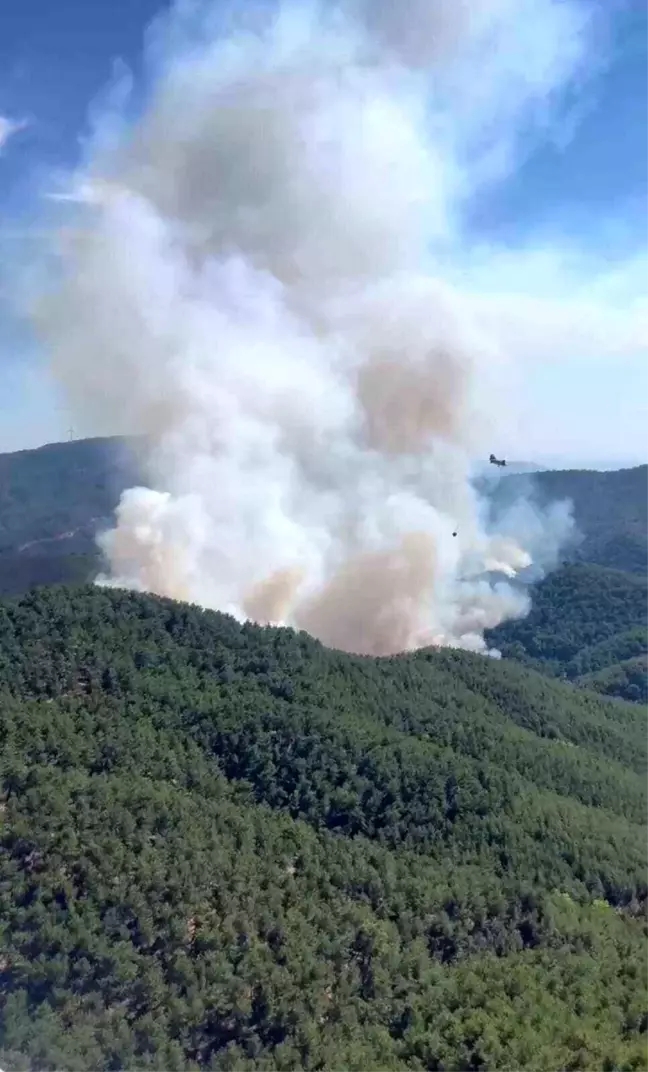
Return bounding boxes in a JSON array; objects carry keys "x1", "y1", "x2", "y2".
[
  {"x1": 486, "y1": 564, "x2": 647, "y2": 697},
  {"x1": 496, "y1": 465, "x2": 647, "y2": 575},
  {"x1": 576, "y1": 654, "x2": 648, "y2": 704},
  {"x1": 0, "y1": 438, "x2": 138, "y2": 597},
  {"x1": 484, "y1": 468, "x2": 647, "y2": 699},
  {"x1": 0, "y1": 585, "x2": 645, "y2": 1070}
]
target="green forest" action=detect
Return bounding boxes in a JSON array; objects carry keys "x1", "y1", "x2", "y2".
[
  {"x1": 0, "y1": 585, "x2": 646, "y2": 1070},
  {"x1": 484, "y1": 466, "x2": 647, "y2": 702},
  {"x1": 486, "y1": 564, "x2": 648, "y2": 702}
]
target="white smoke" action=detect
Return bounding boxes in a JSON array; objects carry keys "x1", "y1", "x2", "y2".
[{"x1": 33, "y1": 0, "x2": 593, "y2": 656}]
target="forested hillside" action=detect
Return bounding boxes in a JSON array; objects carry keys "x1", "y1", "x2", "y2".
[
  {"x1": 484, "y1": 467, "x2": 647, "y2": 700},
  {"x1": 486, "y1": 564, "x2": 648, "y2": 703},
  {"x1": 491, "y1": 465, "x2": 648, "y2": 575},
  {"x1": 0, "y1": 585, "x2": 646, "y2": 1070},
  {"x1": 0, "y1": 438, "x2": 138, "y2": 597}
]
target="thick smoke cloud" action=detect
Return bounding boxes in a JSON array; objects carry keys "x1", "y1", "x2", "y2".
[{"x1": 34, "y1": 0, "x2": 587, "y2": 655}]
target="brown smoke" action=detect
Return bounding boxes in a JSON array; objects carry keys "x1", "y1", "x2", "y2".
[
  {"x1": 295, "y1": 533, "x2": 437, "y2": 655},
  {"x1": 357, "y1": 346, "x2": 469, "y2": 454},
  {"x1": 243, "y1": 567, "x2": 305, "y2": 624}
]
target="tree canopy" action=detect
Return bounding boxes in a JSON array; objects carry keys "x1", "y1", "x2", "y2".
[{"x1": 0, "y1": 585, "x2": 645, "y2": 1070}]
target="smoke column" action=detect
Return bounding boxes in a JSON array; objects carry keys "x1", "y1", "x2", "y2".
[{"x1": 34, "y1": 0, "x2": 585, "y2": 656}]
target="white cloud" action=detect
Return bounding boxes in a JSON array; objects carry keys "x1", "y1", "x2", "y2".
[
  {"x1": 0, "y1": 115, "x2": 27, "y2": 154},
  {"x1": 433, "y1": 239, "x2": 647, "y2": 462},
  {"x1": 466, "y1": 247, "x2": 647, "y2": 364}
]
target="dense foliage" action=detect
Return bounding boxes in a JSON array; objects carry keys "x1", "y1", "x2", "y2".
[
  {"x1": 0, "y1": 585, "x2": 646, "y2": 1070},
  {"x1": 487, "y1": 564, "x2": 648, "y2": 700}
]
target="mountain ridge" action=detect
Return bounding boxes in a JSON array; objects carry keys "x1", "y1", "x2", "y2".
[
  {"x1": 0, "y1": 437, "x2": 646, "y2": 701},
  {"x1": 1, "y1": 435, "x2": 645, "y2": 568}
]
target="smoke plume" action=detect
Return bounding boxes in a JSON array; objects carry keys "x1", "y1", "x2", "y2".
[{"x1": 34, "y1": 0, "x2": 589, "y2": 655}]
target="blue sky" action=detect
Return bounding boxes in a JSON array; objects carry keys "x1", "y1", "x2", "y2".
[
  {"x1": 0, "y1": 0, "x2": 646, "y2": 465},
  {"x1": 0, "y1": 0, "x2": 165, "y2": 450}
]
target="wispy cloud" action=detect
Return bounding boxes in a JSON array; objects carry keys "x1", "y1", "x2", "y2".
[{"x1": 0, "y1": 115, "x2": 28, "y2": 154}]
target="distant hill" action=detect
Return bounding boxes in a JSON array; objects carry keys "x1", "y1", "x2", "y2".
[
  {"x1": 486, "y1": 564, "x2": 648, "y2": 702},
  {"x1": 0, "y1": 584, "x2": 645, "y2": 1070},
  {"x1": 0, "y1": 438, "x2": 645, "y2": 700},
  {"x1": 472, "y1": 460, "x2": 544, "y2": 476},
  {"x1": 0, "y1": 437, "x2": 139, "y2": 596},
  {"x1": 498, "y1": 465, "x2": 647, "y2": 575},
  {"x1": 1, "y1": 439, "x2": 645, "y2": 590},
  {"x1": 576, "y1": 654, "x2": 648, "y2": 704},
  {"x1": 483, "y1": 468, "x2": 647, "y2": 699},
  {"x1": 0, "y1": 436, "x2": 138, "y2": 554}
]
